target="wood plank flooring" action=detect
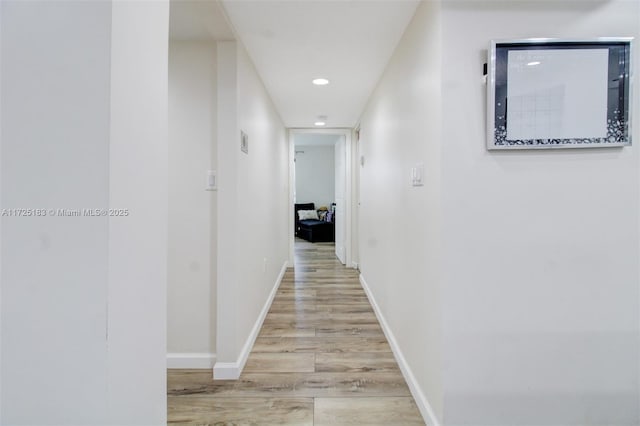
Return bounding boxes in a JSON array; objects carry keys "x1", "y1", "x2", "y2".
[{"x1": 168, "y1": 239, "x2": 425, "y2": 425}]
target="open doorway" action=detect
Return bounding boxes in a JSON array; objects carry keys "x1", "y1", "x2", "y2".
[{"x1": 288, "y1": 129, "x2": 353, "y2": 266}]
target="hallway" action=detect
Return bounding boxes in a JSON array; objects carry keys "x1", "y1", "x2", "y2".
[{"x1": 167, "y1": 240, "x2": 424, "y2": 425}]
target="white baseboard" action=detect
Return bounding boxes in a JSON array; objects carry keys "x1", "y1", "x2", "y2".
[
  {"x1": 213, "y1": 261, "x2": 288, "y2": 380},
  {"x1": 212, "y1": 361, "x2": 239, "y2": 380},
  {"x1": 167, "y1": 352, "x2": 216, "y2": 369},
  {"x1": 351, "y1": 261, "x2": 359, "y2": 270},
  {"x1": 359, "y1": 273, "x2": 441, "y2": 426}
]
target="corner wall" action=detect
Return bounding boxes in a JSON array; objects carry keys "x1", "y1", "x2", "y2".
[
  {"x1": 107, "y1": 3, "x2": 169, "y2": 422},
  {"x1": 359, "y1": 0, "x2": 640, "y2": 426},
  {"x1": 168, "y1": 41, "x2": 218, "y2": 368},
  {"x1": 1, "y1": 2, "x2": 111, "y2": 422},
  {"x1": 440, "y1": 1, "x2": 640, "y2": 424},
  {"x1": 1, "y1": 1, "x2": 169, "y2": 423},
  {"x1": 359, "y1": 0, "x2": 639, "y2": 425}
]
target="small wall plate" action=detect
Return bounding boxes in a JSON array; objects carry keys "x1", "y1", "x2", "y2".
[
  {"x1": 241, "y1": 130, "x2": 248, "y2": 154},
  {"x1": 206, "y1": 170, "x2": 217, "y2": 191}
]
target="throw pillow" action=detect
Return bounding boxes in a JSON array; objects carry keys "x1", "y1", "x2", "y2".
[{"x1": 298, "y1": 210, "x2": 319, "y2": 220}]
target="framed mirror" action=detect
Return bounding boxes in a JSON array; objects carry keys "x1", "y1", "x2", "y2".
[{"x1": 487, "y1": 38, "x2": 632, "y2": 150}]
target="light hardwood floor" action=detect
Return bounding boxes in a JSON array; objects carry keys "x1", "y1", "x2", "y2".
[{"x1": 168, "y1": 239, "x2": 425, "y2": 425}]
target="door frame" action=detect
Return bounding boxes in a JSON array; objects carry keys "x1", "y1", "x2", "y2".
[{"x1": 288, "y1": 128, "x2": 353, "y2": 267}]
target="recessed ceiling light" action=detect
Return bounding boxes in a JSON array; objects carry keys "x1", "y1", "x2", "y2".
[
  {"x1": 314, "y1": 121, "x2": 326, "y2": 126},
  {"x1": 312, "y1": 78, "x2": 330, "y2": 86},
  {"x1": 527, "y1": 61, "x2": 541, "y2": 66}
]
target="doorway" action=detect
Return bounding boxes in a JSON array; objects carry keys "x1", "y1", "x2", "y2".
[{"x1": 288, "y1": 129, "x2": 353, "y2": 267}]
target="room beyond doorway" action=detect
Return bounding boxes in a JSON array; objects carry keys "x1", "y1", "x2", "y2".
[{"x1": 288, "y1": 129, "x2": 355, "y2": 269}]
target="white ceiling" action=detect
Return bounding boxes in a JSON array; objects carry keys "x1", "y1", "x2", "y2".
[{"x1": 170, "y1": 0, "x2": 420, "y2": 129}]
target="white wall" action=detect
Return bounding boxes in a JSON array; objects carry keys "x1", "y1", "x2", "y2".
[
  {"x1": 1, "y1": 1, "x2": 169, "y2": 423},
  {"x1": 168, "y1": 41, "x2": 217, "y2": 368},
  {"x1": 335, "y1": 137, "x2": 346, "y2": 264},
  {"x1": 1, "y1": 2, "x2": 111, "y2": 422},
  {"x1": 215, "y1": 41, "x2": 289, "y2": 378},
  {"x1": 357, "y1": 0, "x2": 443, "y2": 423},
  {"x1": 295, "y1": 145, "x2": 335, "y2": 208},
  {"x1": 440, "y1": 1, "x2": 639, "y2": 424},
  {"x1": 351, "y1": 129, "x2": 360, "y2": 268},
  {"x1": 359, "y1": 0, "x2": 639, "y2": 425},
  {"x1": 107, "y1": 3, "x2": 169, "y2": 422}
]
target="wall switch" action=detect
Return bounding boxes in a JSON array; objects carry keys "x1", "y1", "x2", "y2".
[
  {"x1": 206, "y1": 170, "x2": 217, "y2": 191},
  {"x1": 241, "y1": 130, "x2": 248, "y2": 154},
  {"x1": 411, "y1": 163, "x2": 424, "y2": 187}
]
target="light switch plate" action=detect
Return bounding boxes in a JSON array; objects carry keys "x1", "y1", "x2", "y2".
[
  {"x1": 241, "y1": 130, "x2": 248, "y2": 154},
  {"x1": 206, "y1": 170, "x2": 217, "y2": 191},
  {"x1": 411, "y1": 163, "x2": 424, "y2": 187}
]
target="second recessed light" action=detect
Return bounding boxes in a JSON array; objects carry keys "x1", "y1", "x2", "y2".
[{"x1": 312, "y1": 78, "x2": 330, "y2": 86}]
